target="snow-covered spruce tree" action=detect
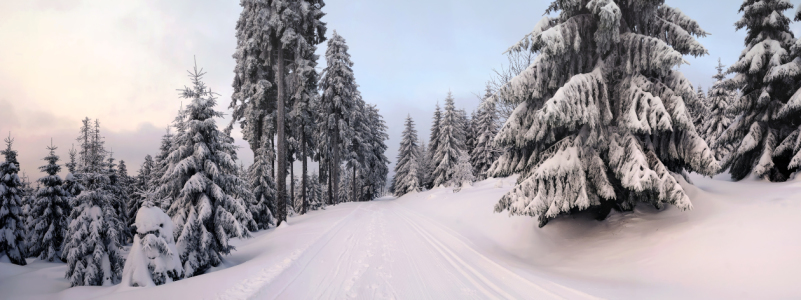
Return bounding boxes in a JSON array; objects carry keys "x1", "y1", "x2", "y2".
[
  {"x1": 0, "y1": 135, "x2": 27, "y2": 265},
  {"x1": 248, "y1": 142, "x2": 276, "y2": 229},
  {"x1": 62, "y1": 171, "x2": 126, "y2": 286},
  {"x1": 62, "y1": 146, "x2": 82, "y2": 214},
  {"x1": 319, "y1": 31, "x2": 358, "y2": 205},
  {"x1": 691, "y1": 85, "x2": 708, "y2": 129},
  {"x1": 416, "y1": 141, "x2": 430, "y2": 189},
  {"x1": 27, "y1": 141, "x2": 71, "y2": 262},
  {"x1": 129, "y1": 154, "x2": 155, "y2": 228},
  {"x1": 769, "y1": 6, "x2": 801, "y2": 178},
  {"x1": 490, "y1": 0, "x2": 718, "y2": 227},
  {"x1": 165, "y1": 63, "x2": 253, "y2": 277},
  {"x1": 718, "y1": 0, "x2": 798, "y2": 181},
  {"x1": 150, "y1": 128, "x2": 174, "y2": 210},
  {"x1": 464, "y1": 110, "x2": 477, "y2": 157},
  {"x1": 449, "y1": 151, "x2": 475, "y2": 189},
  {"x1": 307, "y1": 172, "x2": 324, "y2": 210},
  {"x1": 425, "y1": 103, "x2": 442, "y2": 189},
  {"x1": 700, "y1": 59, "x2": 735, "y2": 161},
  {"x1": 431, "y1": 92, "x2": 466, "y2": 187},
  {"x1": 121, "y1": 202, "x2": 184, "y2": 287},
  {"x1": 471, "y1": 87, "x2": 501, "y2": 181},
  {"x1": 230, "y1": 0, "x2": 326, "y2": 225},
  {"x1": 393, "y1": 115, "x2": 421, "y2": 196}
]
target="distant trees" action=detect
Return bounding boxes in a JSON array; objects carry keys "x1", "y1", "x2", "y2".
[{"x1": 0, "y1": 134, "x2": 27, "y2": 265}]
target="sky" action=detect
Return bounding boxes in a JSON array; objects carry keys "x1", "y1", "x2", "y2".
[{"x1": 1, "y1": 0, "x2": 801, "y2": 182}]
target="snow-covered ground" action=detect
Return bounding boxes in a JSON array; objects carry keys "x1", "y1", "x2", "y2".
[{"x1": 2, "y1": 174, "x2": 801, "y2": 299}]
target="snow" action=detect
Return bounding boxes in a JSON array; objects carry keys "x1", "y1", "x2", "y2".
[{"x1": 2, "y1": 174, "x2": 801, "y2": 299}]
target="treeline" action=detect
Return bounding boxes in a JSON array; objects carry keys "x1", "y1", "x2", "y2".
[{"x1": 0, "y1": 0, "x2": 391, "y2": 289}]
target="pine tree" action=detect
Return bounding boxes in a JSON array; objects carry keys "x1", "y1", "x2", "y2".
[
  {"x1": 62, "y1": 146, "x2": 82, "y2": 214},
  {"x1": 425, "y1": 103, "x2": 442, "y2": 189},
  {"x1": 770, "y1": 6, "x2": 801, "y2": 179},
  {"x1": 701, "y1": 59, "x2": 736, "y2": 161},
  {"x1": 393, "y1": 115, "x2": 421, "y2": 196},
  {"x1": 416, "y1": 141, "x2": 430, "y2": 189},
  {"x1": 431, "y1": 92, "x2": 466, "y2": 187},
  {"x1": 691, "y1": 85, "x2": 708, "y2": 129},
  {"x1": 471, "y1": 86, "x2": 501, "y2": 181},
  {"x1": 718, "y1": 0, "x2": 798, "y2": 181},
  {"x1": 449, "y1": 151, "x2": 475, "y2": 190},
  {"x1": 63, "y1": 121, "x2": 127, "y2": 286},
  {"x1": 491, "y1": 0, "x2": 718, "y2": 227},
  {"x1": 150, "y1": 128, "x2": 174, "y2": 210},
  {"x1": 129, "y1": 154, "x2": 154, "y2": 229},
  {"x1": 165, "y1": 62, "x2": 253, "y2": 277},
  {"x1": 27, "y1": 140, "x2": 71, "y2": 262},
  {"x1": 319, "y1": 31, "x2": 358, "y2": 205},
  {"x1": 230, "y1": 0, "x2": 326, "y2": 225},
  {"x1": 0, "y1": 134, "x2": 27, "y2": 265},
  {"x1": 248, "y1": 143, "x2": 276, "y2": 229},
  {"x1": 360, "y1": 104, "x2": 389, "y2": 201}
]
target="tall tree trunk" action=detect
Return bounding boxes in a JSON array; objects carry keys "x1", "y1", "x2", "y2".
[
  {"x1": 290, "y1": 159, "x2": 294, "y2": 212},
  {"x1": 276, "y1": 46, "x2": 287, "y2": 225},
  {"x1": 326, "y1": 159, "x2": 332, "y2": 205},
  {"x1": 332, "y1": 133, "x2": 340, "y2": 205},
  {"x1": 352, "y1": 165, "x2": 356, "y2": 202},
  {"x1": 301, "y1": 128, "x2": 308, "y2": 214}
]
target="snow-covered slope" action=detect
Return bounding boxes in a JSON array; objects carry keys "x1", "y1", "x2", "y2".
[{"x1": 1, "y1": 174, "x2": 800, "y2": 299}]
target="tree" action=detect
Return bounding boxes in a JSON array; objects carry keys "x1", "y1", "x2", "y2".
[
  {"x1": 164, "y1": 62, "x2": 253, "y2": 277},
  {"x1": 770, "y1": 6, "x2": 801, "y2": 179},
  {"x1": 700, "y1": 59, "x2": 736, "y2": 161},
  {"x1": 691, "y1": 85, "x2": 709, "y2": 129},
  {"x1": 718, "y1": 0, "x2": 798, "y2": 181},
  {"x1": 248, "y1": 143, "x2": 276, "y2": 229},
  {"x1": 393, "y1": 115, "x2": 421, "y2": 196},
  {"x1": 491, "y1": 0, "x2": 718, "y2": 227},
  {"x1": 431, "y1": 92, "x2": 466, "y2": 187},
  {"x1": 63, "y1": 121, "x2": 127, "y2": 286},
  {"x1": 230, "y1": 0, "x2": 326, "y2": 226},
  {"x1": 360, "y1": 104, "x2": 389, "y2": 201},
  {"x1": 416, "y1": 141, "x2": 430, "y2": 189},
  {"x1": 425, "y1": 103, "x2": 442, "y2": 189},
  {"x1": 150, "y1": 128, "x2": 175, "y2": 210},
  {"x1": 319, "y1": 31, "x2": 358, "y2": 205},
  {"x1": 449, "y1": 151, "x2": 475, "y2": 189},
  {"x1": 488, "y1": 51, "x2": 537, "y2": 125},
  {"x1": 0, "y1": 134, "x2": 27, "y2": 265},
  {"x1": 471, "y1": 86, "x2": 501, "y2": 181},
  {"x1": 27, "y1": 140, "x2": 71, "y2": 262},
  {"x1": 129, "y1": 154, "x2": 154, "y2": 228}
]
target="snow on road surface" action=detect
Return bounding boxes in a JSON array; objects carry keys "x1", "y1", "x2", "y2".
[{"x1": 2, "y1": 174, "x2": 801, "y2": 299}]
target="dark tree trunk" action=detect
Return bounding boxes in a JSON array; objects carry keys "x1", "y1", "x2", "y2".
[
  {"x1": 290, "y1": 159, "x2": 294, "y2": 212},
  {"x1": 332, "y1": 134, "x2": 340, "y2": 205},
  {"x1": 352, "y1": 165, "x2": 356, "y2": 202},
  {"x1": 276, "y1": 45, "x2": 287, "y2": 226},
  {"x1": 301, "y1": 128, "x2": 308, "y2": 214}
]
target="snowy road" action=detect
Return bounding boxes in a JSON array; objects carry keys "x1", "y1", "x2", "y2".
[{"x1": 217, "y1": 199, "x2": 593, "y2": 300}]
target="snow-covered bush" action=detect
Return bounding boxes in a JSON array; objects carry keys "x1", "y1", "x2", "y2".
[
  {"x1": 490, "y1": 0, "x2": 718, "y2": 227},
  {"x1": 449, "y1": 151, "x2": 475, "y2": 190},
  {"x1": 122, "y1": 204, "x2": 184, "y2": 287}
]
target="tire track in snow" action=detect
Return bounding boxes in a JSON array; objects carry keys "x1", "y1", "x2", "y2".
[{"x1": 213, "y1": 204, "x2": 365, "y2": 300}]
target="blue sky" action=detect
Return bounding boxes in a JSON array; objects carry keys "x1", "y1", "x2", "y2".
[{"x1": 1, "y1": 0, "x2": 799, "y2": 179}]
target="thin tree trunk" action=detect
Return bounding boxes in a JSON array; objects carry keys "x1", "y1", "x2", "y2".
[
  {"x1": 352, "y1": 165, "x2": 356, "y2": 202},
  {"x1": 276, "y1": 45, "x2": 287, "y2": 226},
  {"x1": 327, "y1": 158, "x2": 332, "y2": 205},
  {"x1": 332, "y1": 134, "x2": 340, "y2": 205},
  {"x1": 290, "y1": 159, "x2": 294, "y2": 212},
  {"x1": 301, "y1": 128, "x2": 308, "y2": 214}
]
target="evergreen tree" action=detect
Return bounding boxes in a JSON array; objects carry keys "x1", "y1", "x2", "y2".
[
  {"x1": 165, "y1": 62, "x2": 253, "y2": 277},
  {"x1": 248, "y1": 143, "x2": 276, "y2": 229},
  {"x1": 491, "y1": 0, "x2": 718, "y2": 227},
  {"x1": 770, "y1": 6, "x2": 801, "y2": 179},
  {"x1": 431, "y1": 92, "x2": 466, "y2": 187},
  {"x1": 150, "y1": 128, "x2": 174, "y2": 210},
  {"x1": 471, "y1": 86, "x2": 501, "y2": 181},
  {"x1": 718, "y1": 0, "x2": 798, "y2": 181},
  {"x1": 449, "y1": 150, "x2": 475, "y2": 189},
  {"x1": 0, "y1": 135, "x2": 27, "y2": 265},
  {"x1": 360, "y1": 104, "x2": 389, "y2": 201},
  {"x1": 62, "y1": 146, "x2": 82, "y2": 214},
  {"x1": 393, "y1": 115, "x2": 421, "y2": 196},
  {"x1": 700, "y1": 59, "x2": 736, "y2": 161},
  {"x1": 425, "y1": 103, "x2": 442, "y2": 189},
  {"x1": 27, "y1": 140, "x2": 71, "y2": 262},
  {"x1": 416, "y1": 141, "x2": 430, "y2": 189},
  {"x1": 129, "y1": 154, "x2": 154, "y2": 230},
  {"x1": 691, "y1": 85, "x2": 708, "y2": 129},
  {"x1": 319, "y1": 31, "x2": 358, "y2": 205},
  {"x1": 230, "y1": 0, "x2": 326, "y2": 225}
]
